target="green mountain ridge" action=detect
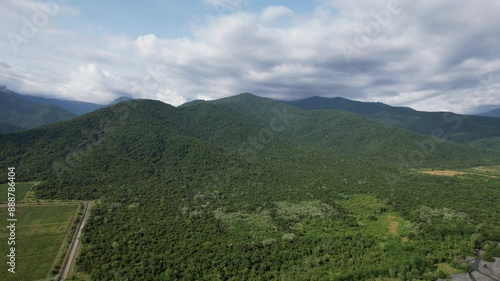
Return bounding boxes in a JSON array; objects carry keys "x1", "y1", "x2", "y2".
[
  {"x1": 287, "y1": 96, "x2": 500, "y2": 150},
  {"x1": 22, "y1": 94, "x2": 105, "y2": 115},
  {"x1": 0, "y1": 89, "x2": 76, "y2": 132},
  {"x1": 181, "y1": 93, "x2": 497, "y2": 167}
]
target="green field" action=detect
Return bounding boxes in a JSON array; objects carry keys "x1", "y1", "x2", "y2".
[
  {"x1": 418, "y1": 165, "x2": 500, "y2": 178},
  {"x1": 0, "y1": 204, "x2": 79, "y2": 281},
  {"x1": 0, "y1": 182, "x2": 34, "y2": 203}
]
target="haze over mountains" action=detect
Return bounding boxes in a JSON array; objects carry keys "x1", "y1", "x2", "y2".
[
  {"x1": 0, "y1": 88, "x2": 75, "y2": 133},
  {"x1": 478, "y1": 108, "x2": 500, "y2": 118},
  {"x1": 23, "y1": 94, "x2": 105, "y2": 115},
  {"x1": 0, "y1": 88, "x2": 133, "y2": 133}
]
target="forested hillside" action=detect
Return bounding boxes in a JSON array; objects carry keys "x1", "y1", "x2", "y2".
[
  {"x1": 0, "y1": 89, "x2": 75, "y2": 132},
  {"x1": 288, "y1": 96, "x2": 500, "y2": 150},
  {"x1": 1, "y1": 95, "x2": 499, "y2": 280},
  {"x1": 22, "y1": 94, "x2": 105, "y2": 115}
]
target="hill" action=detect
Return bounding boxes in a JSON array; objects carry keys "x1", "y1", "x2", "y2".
[
  {"x1": 180, "y1": 93, "x2": 497, "y2": 167},
  {"x1": 0, "y1": 121, "x2": 24, "y2": 134},
  {"x1": 1, "y1": 94, "x2": 499, "y2": 280},
  {"x1": 109, "y1": 96, "x2": 134, "y2": 105},
  {"x1": 287, "y1": 96, "x2": 500, "y2": 149},
  {"x1": 22, "y1": 94, "x2": 105, "y2": 115},
  {"x1": 478, "y1": 108, "x2": 500, "y2": 118},
  {"x1": 0, "y1": 89, "x2": 76, "y2": 132}
]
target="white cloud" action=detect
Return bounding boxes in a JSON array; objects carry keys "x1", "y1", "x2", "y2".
[
  {"x1": 203, "y1": 0, "x2": 246, "y2": 12},
  {"x1": 153, "y1": 89, "x2": 187, "y2": 106},
  {"x1": 135, "y1": 34, "x2": 157, "y2": 57},
  {"x1": 1, "y1": 1, "x2": 500, "y2": 112},
  {"x1": 260, "y1": 6, "x2": 294, "y2": 24},
  {"x1": 53, "y1": 64, "x2": 129, "y2": 103}
]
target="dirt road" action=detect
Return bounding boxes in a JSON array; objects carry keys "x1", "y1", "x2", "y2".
[{"x1": 59, "y1": 201, "x2": 91, "y2": 281}]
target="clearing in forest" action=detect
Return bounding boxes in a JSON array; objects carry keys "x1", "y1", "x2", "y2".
[{"x1": 0, "y1": 203, "x2": 80, "y2": 281}]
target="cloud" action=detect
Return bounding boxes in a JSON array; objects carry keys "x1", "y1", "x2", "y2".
[
  {"x1": 260, "y1": 6, "x2": 294, "y2": 24},
  {"x1": 134, "y1": 34, "x2": 157, "y2": 57},
  {"x1": 153, "y1": 89, "x2": 187, "y2": 106},
  {"x1": 203, "y1": 0, "x2": 246, "y2": 12},
  {"x1": 0, "y1": 62, "x2": 11, "y2": 68},
  {"x1": 1, "y1": 0, "x2": 500, "y2": 113}
]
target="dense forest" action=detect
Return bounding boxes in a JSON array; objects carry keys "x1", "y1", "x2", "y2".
[
  {"x1": 0, "y1": 89, "x2": 75, "y2": 132},
  {"x1": 288, "y1": 96, "x2": 500, "y2": 150},
  {"x1": 0, "y1": 94, "x2": 499, "y2": 280}
]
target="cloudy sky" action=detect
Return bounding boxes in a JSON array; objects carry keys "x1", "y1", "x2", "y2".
[{"x1": 0, "y1": 0, "x2": 499, "y2": 113}]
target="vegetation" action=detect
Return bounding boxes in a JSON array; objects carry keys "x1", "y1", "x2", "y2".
[
  {"x1": 0, "y1": 204, "x2": 79, "y2": 280},
  {"x1": 22, "y1": 94, "x2": 105, "y2": 115},
  {"x1": 288, "y1": 96, "x2": 500, "y2": 150},
  {"x1": 0, "y1": 182, "x2": 33, "y2": 203},
  {"x1": 0, "y1": 94, "x2": 499, "y2": 280},
  {"x1": 0, "y1": 89, "x2": 75, "y2": 132}
]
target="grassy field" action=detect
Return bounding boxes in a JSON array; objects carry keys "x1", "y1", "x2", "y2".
[
  {"x1": 418, "y1": 165, "x2": 500, "y2": 178},
  {"x1": 337, "y1": 194, "x2": 409, "y2": 238},
  {"x1": 0, "y1": 204, "x2": 79, "y2": 281},
  {"x1": 0, "y1": 182, "x2": 34, "y2": 203}
]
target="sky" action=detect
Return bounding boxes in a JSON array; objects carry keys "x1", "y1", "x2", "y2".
[{"x1": 0, "y1": 0, "x2": 499, "y2": 113}]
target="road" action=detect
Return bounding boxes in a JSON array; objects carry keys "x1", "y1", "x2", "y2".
[
  {"x1": 468, "y1": 249, "x2": 500, "y2": 281},
  {"x1": 59, "y1": 201, "x2": 91, "y2": 281}
]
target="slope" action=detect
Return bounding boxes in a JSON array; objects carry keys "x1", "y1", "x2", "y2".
[
  {"x1": 180, "y1": 93, "x2": 499, "y2": 168},
  {"x1": 22, "y1": 94, "x2": 105, "y2": 115},
  {"x1": 287, "y1": 96, "x2": 500, "y2": 148},
  {"x1": 0, "y1": 89, "x2": 76, "y2": 132},
  {"x1": 0, "y1": 121, "x2": 24, "y2": 134},
  {"x1": 0, "y1": 100, "x2": 251, "y2": 199},
  {"x1": 478, "y1": 108, "x2": 500, "y2": 118}
]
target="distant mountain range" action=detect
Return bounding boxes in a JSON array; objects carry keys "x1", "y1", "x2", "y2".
[
  {"x1": 23, "y1": 95, "x2": 105, "y2": 115},
  {"x1": 478, "y1": 108, "x2": 500, "y2": 118},
  {"x1": 109, "y1": 96, "x2": 133, "y2": 105},
  {"x1": 0, "y1": 89, "x2": 76, "y2": 132},
  {"x1": 0, "y1": 88, "x2": 133, "y2": 133}
]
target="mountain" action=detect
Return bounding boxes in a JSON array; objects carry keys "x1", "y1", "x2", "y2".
[
  {"x1": 0, "y1": 89, "x2": 76, "y2": 133},
  {"x1": 109, "y1": 96, "x2": 134, "y2": 105},
  {"x1": 0, "y1": 121, "x2": 24, "y2": 134},
  {"x1": 3, "y1": 93, "x2": 496, "y2": 201},
  {"x1": 287, "y1": 96, "x2": 500, "y2": 149},
  {"x1": 1, "y1": 94, "x2": 499, "y2": 280},
  {"x1": 478, "y1": 108, "x2": 500, "y2": 118},
  {"x1": 22, "y1": 94, "x2": 105, "y2": 115}
]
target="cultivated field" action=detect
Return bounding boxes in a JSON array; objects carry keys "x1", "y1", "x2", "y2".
[
  {"x1": 0, "y1": 203, "x2": 79, "y2": 281},
  {"x1": 418, "y1": 165, "x2": 500, "y2": 178},
  {"x1": 0, "y1": 182, "x2": 34, "y2": 203}
]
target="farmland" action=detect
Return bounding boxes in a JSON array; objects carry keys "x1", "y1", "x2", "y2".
[
  {"x1": 418, "y1": 165, "x2": 500, "y2": 178},
  {"x1": 0, "y1": 182, "x2": 34, "y2": 203},
  {"x1": 0, "y1": 203, "x2": 79, "y2": 281}
]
